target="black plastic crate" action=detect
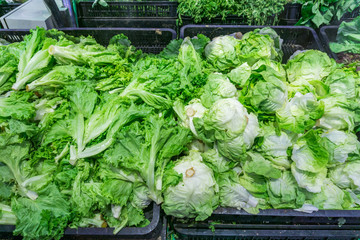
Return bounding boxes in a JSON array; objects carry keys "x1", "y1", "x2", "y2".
[
  {"x1": 319, "y1": 25, "x2": 340, "y2": 60},
  {"x1": 171, "y1": 208, "x2": 360, "y2": 240},
  {"x1": 75, "y1": 1, "x2": 177, "y2": 29},
  {"x1": 173, "y1": 229, "x2": 360, "y2": 240},
  {"x1": 0, "y1": 27, "x2": 177, "y2": 54},
  {"x1": 278, "y1": 3, "x2": 302, "y2": 25},
  {"x1": 0, "y1": 27, "x2": 167, "y2": 239},
  {"x1": 0, "y1": 3, "x2": 21, "y2": 28},
  {"x1": 180, "y1": 25, "x2": 324, "y2": 63},
  {"x1": 0, "y1": 3, "x2": 21, "y2": 16},
  {"x1": 0, "y1": 203, "x2": 162, "y2": 240},
  {"x1": 77, "y1": 18, "x2": 178, "y2": 29},
  {"x1": 161, "y1": 216, "x2": 168, "y2": 240},
  {"x1": 76, "y1": 1, "x2": 177, "y2": 18},
  {"x1": 176, "y1": 25, "x2": 359, "y2": 240}
]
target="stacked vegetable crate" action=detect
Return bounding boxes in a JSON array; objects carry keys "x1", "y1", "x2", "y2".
[
  {"x1": 170, "y1": 24, "x2": 360, "y2": 240},
  {"x1": 74, "y1": 0, "x2": 178, "y2": 30},
  {"x1": 0, "y1": 27, "x2": 176, "y2": 240},
  {"x1": 71, "y1": 1, "x2": 360, "y2": 30},
  {"x1": 71, "y1": 1, "x2": 325, "y2": 30}
]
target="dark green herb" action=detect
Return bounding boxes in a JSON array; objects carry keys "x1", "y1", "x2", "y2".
[{"x1": 177, "y1": 0, "x2": 288, "y2": 25}]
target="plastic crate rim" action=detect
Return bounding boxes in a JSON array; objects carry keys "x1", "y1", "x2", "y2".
[
  {"x1": 59, "y1": 27, "x2": 177, "y2": 40},
  {"x1": 180, "y1": 24, "x2": 318, "y2": 37},
  {"x1": 0, "y1": 28, "x2": 177, "y2": 42},
  {"x1": 319, "y1": 25, "x2": 335, "y2": 45},
  {"x1": 179, "y1": 24, "x2": 324, "y2": 52},
  {"x1": 174, "y1": 228, "x2": 360, "y2": 238},
  {"x1": 319, "y1": 25, "x2": 339, "y2": 36},
  {"x1": 0, "y1": 28, "x2": 29, "y2": 32},
  {"x1": 319, "y1": 25, "x2": 339, "y2": 60},
  {"x1": 213, "y1": 207, "x2": 360, "y2": 218}
]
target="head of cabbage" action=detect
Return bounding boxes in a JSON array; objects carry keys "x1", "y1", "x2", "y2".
[
  {"x1": 162, "y1": 150, "x2": 219, "y2": 221},
  {"x1": 205, "y1": 35, "x2": 240, "y2": 71}
]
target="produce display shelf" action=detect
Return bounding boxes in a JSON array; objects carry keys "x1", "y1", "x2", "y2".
[
  {"x1": 171, "y1": 208, "x2": 360, "y2": 240},
  {"x1": 0, "y1": 27, "x2": 177, "y2": 54},
  {"x1": 0, "y1": 203, "x2": 162, "y2": 239},
  {"x1": 74, "y1": 0, "x2": 178, "y2": 29},
  {"x1": 180, "y1": 25, "x2": 324, "y2": 63}
]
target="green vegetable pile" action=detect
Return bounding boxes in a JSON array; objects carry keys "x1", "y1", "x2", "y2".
[
  {"x1": 296, "y1": 0, "x2": 360, "y2": 28},
  {"x1": 0, "y1": 27, "x2": 360, "y2": 240}
]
